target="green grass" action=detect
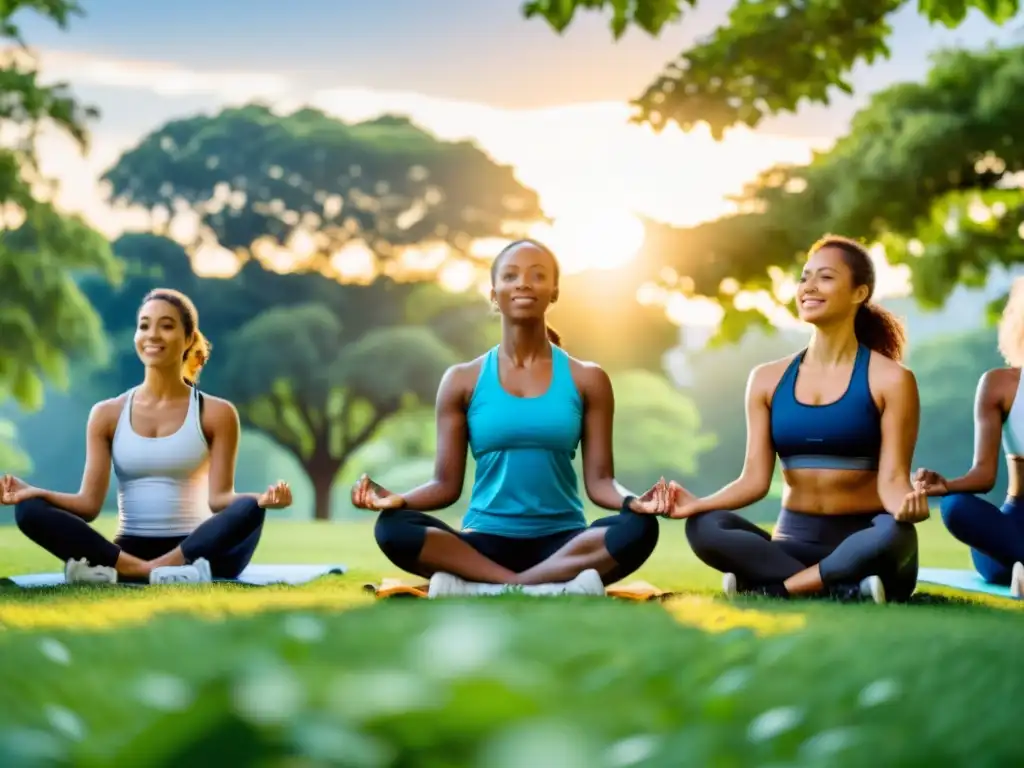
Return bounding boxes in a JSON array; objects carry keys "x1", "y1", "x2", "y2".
[{"x1": 0, "y1": 516, "x2": 1021, "y2": 767}]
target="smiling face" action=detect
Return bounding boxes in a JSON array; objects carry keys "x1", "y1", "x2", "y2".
[
  {"x1": 135, "y1": 299, "x2": 192, "y2": 372},
  {"x1": 490, "y1": 241, "x2": 559, "y2": 322},
  {"x1": 796, "y1": 245, "x2": 870, "y2": 326}
]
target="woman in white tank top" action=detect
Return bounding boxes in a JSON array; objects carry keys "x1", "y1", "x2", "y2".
[
  {"x1": 915, "y1": 278, "x2": 1024, "y2": 598},
  {"x1": 1, "y1": 289, "x2": 293, "y2": 584}
]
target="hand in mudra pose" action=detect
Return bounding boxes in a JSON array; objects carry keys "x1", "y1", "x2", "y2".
[
  {"x1": 258, "y1": 480, "x2": 293, "y2": 509},
  {"x1": 628, "y1": 477, "x2": 674, "y2": 515},
  {"x1": 351, "y1": 474, "x2": 404, "y2": 511},
  {"x1": 0, "y1": 475, "x2": 37, "y2": 505}
]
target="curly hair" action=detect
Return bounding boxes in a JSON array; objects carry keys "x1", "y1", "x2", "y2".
[{"x1": 998, "y1": 277, "x2": 1024, "y2": 367}]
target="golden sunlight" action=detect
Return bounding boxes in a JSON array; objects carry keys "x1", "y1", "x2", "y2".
[{"x1": 529, "y1": 208, "x2": 646, "y2": 274}]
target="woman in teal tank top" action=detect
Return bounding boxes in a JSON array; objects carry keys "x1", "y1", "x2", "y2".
[{"x1": 351, "y1": 240, "x2": 667, "y2": 597}]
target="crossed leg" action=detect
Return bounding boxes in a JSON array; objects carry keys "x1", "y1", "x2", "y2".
[{"x1": 374, "y1": 506, "x2": 659, "y2": 585}]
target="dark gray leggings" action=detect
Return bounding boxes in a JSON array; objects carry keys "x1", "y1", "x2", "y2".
[
  {"x1": 685, "y1": 508, "x2": 919, "y2": 602},
  {"x1": 14, "y1": 496, "x2": 265, "y2": 581}
]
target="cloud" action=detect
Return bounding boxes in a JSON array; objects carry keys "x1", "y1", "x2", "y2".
[{"x1": 35, "y1": 49, "x2": 292, "y2": 101}]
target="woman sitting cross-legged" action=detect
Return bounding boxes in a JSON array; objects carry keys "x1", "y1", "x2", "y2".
[
  {"x1": 1, "y1": 289, "x2": 293, "y2": 584},
  {"x1": 351, "y1": 239, "x2": 666, "y2": 598},
  {"x1": 641, "y1": 235, "x2": 928, "y2": 604},
  {"x1": 915, "y1": 278, "x2": 1024, "y2": 597}
]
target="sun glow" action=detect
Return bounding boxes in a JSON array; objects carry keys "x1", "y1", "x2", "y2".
[{"x1": 528, "y1": 208, "x2": 646, "y2": 274}]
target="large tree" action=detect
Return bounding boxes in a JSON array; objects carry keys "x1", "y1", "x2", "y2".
[
  {"x1": 212, "y1": 304, "x2": 462, "y2": 520},
  {"x1": 102, "y1": 105, "x2": 540, "y2": 277},
  {"x1": 577, "y1": 43, "x2": 1024, "y2": 341},
  {"x1": 0, "y1": 0, "x2": 120, "y2": 469},
  {"x1": 523, "y1": 0, "x2": 1021, "y2": 137},
  {"x1": 97, "y1": 108, "x2": 541, "y2": 518}
]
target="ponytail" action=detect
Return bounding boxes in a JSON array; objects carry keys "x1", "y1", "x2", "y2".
[
  {"x1": 810, "y1": 234, "x2": 907, "y2": 362},
  {"x1": 854, "y1": 302, "x2": 906, "y2": 361},
  {"x1": 546, "y1": 324, "x2": 562, "y2": 347},
  {"x1": 141, "y1": 289, "x2": 211, "y2": 386},
  {"x1": 182, "y1": 328, "x2": 212, "y2": 385}
]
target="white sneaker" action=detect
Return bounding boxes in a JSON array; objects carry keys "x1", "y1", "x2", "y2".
[
  {"x1": 427, "y1": 572, "x2": 506, "y2": 598},
  {"x1": 722, "y1": 572, "x2": 738, "y2": 598},
  {"x1": 427, "y1": 568, "x2": 606, "y2": 599},
  {"x1": 1011, "y1": 562, "x2": 1024, "y2": 599},
  {"x1": 149, "y1": 557, "x2": 213, "y2": 585},
  {"x1": 858, "y1": 575, "x2": 886, "y2": 605},
  {"x1": 64, "y1": 558, "x2": 117, "y2": 585},
  {"x1": 534, "y1": 568, "x2": 604, "y2": 597}
]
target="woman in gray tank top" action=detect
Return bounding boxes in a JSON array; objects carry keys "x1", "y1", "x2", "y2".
[{"x1": 1, "y1": 289, "x2": 293, "y2": 584}]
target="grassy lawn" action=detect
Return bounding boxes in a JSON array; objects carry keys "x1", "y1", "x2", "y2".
[{"x1": 0, "y1": 515, "x2": 1021, "y2": 767}]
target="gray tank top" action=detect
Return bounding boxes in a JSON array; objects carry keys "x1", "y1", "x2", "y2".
[{"x1": 112, "y1": 386, "x2": 212, "y2": 537}]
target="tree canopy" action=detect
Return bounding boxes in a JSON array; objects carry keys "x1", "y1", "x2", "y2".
[
  {"x1": 523, "y1": 0, "x2": 1021, "y2": 137},
  {"x1": 625, "y1": 43, "x2": 1024, "y2": 340},
  {"x1": 1, "y1": 0, "x2": 120, "y2": 468},
  {"x1": 96, "y1": 106, "x2": 544, "y2": 518},
  {"x1": 1, "y1": 1, "x2": 120, "y2": 407},
  {"x1": 102, "y1": 105, "x2": 542, "y2": 280}
]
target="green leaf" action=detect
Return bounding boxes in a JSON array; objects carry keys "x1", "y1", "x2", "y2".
[{"x1": 11, "y1": 367, "x2": 44, "y2": 411}]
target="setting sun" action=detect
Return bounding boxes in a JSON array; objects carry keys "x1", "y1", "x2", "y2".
[{"x1": 529, "y1": 208, "x2": 646, "y2": 274}]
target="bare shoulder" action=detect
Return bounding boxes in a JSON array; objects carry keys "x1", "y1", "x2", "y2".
[
  {"x1": 201, "y1": 393, "x2": 239, "y2": 423},
  {"x1": 449, "y1": 357, "x2": 485, "y2": 387},
  {"x1": 979, "y1": 366, "x2": 1020, "y2": 408},
  {"x1": 439, "y1": 357, "x2": 486, "y2": 405},
  {"x1": 868, "y1": 351, "x2": 917, "y2": 388},
  {"x1": 567, "y1": 354, "x2": 612, "y2": 392},
  {"x1": 866, "y1": 352, "x2": 918, "y2": 409},
  {"x1": 88, "y1": 394, "x2": 126, "y2": 435},
  {"x1": 750, "y1": 353, "x2": 797, "y2": 399},
  {"x1": 195, "y1": 394, "x2": 240, "y2": 443},
  {"x1": 980, "y1": 366, "x2": 1019, "y2": 391}
]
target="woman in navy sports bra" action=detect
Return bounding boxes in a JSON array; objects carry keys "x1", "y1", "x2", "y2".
[
  {"x1": 915, "y1": 278, "x2": 1024, "y2": 598},
  {"x1": 350, "y1": 239, "x2": 666, "y2": 597},
  {"x1": 649, "y1": 235, "x2": 928, "y2": 603}
]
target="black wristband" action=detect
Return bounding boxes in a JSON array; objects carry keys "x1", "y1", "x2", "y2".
[{"x1": 621, "y1": 495, "x2": 636, "y2": 512}]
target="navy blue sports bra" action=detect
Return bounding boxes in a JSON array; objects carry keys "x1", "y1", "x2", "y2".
[{"x1": 770, "y1": 345, "x2": 882, "y2": 471}]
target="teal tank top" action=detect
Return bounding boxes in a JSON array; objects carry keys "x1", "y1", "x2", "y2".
[{"x1": 462, "y1": 344, "x2": 586, "y2": 538}]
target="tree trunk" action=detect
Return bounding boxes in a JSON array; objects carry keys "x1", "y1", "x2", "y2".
[
  {"x1": 312, "y1": 472, "x2": 334, "y2": 521},
  {"x1": 307, "y1": 452, "x2": 342, "y2": 521}
]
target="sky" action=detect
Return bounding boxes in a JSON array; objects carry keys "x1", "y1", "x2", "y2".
[{"x1": 15, "y1": 0, "x2": 1023, "y2": 320}]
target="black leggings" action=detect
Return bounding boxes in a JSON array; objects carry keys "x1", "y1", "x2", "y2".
[
  {"x1": 375, "y1": 507, "x2": 660, "y2": 584},
  {"x1": 685, "y1": 508, "x2": 919, "y2": 602},
  {"x1": 14, "y1": 496, "x2": 265, "y2": 580}
]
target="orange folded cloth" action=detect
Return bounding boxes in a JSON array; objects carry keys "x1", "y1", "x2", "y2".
[{"x1": 363, "y1": 578, "x2": 672, "y2": 601}]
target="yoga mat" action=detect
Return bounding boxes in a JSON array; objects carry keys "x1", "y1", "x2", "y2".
[
  {"x1": 363, "y1": 577, "x2": 674, "y2": 601},
  {"x1": 1, "y1": 563, "x2": 347, "y2": 588},
  {"x1": 917, "y1": 567, "x2": 1015, "y2": 599}
]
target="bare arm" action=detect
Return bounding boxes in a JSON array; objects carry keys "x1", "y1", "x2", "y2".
[
  {"x1": 876, "y1": 367, "x2": 920, "y2": 515},
  {"x1": 32, "y1": 402, "x2": 115, "y2": 521},
  {"x1": 206, "y1": 399, "x2": 262, "y2": 513},
  {"x1": 579, "y1": 364, "x2": 635, "y2": 510},
  {"x1": 393, "y1": 365, "x2": 469, "y2": 511},
  {"x1": 688, "y1": 366, "x2": 776, "y2": 515},
  {"x1": 944, "y1": 371, "x2": 1005, "y2": 495}
]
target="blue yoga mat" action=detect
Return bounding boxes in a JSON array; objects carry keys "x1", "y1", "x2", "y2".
[
  {"x1": 917, "y1": 567, "x2": 1015, "y2": 599},
  {"x1": 1, "y1": 563, "x2": 347, "y2": 588}
]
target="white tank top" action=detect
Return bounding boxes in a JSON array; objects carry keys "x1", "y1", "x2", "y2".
[
  {"x1": 112, "y1": 386, "x2": 212, "y2": 537},
  {"x1": 1002, "y1": 370, "x2": 1024, "y2": 457}
]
